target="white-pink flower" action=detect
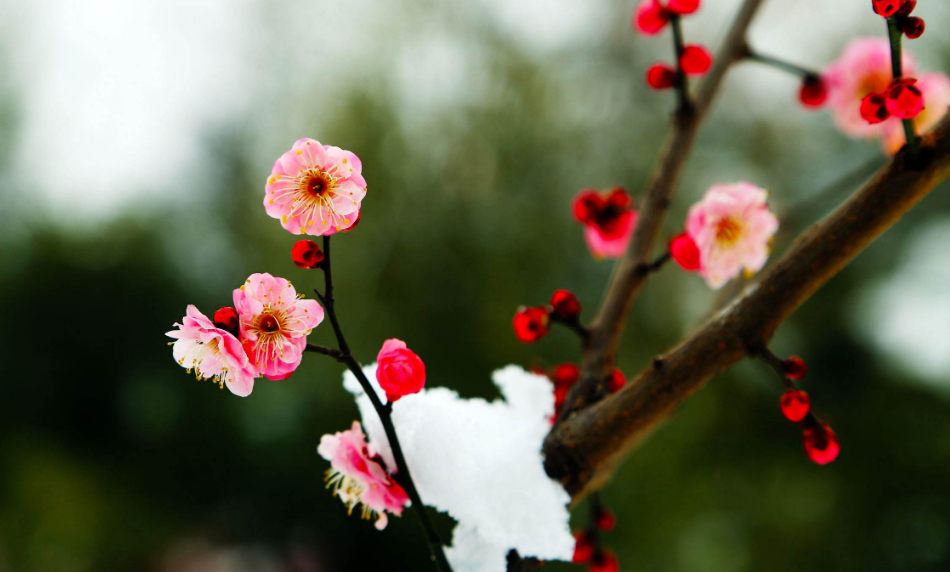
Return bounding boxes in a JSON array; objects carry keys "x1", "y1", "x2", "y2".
[
  {"x1": 233, "y1": 272, "x2": 324, "y2": 380},
  {"x1": 317, "y1": 421, "x2": 410, "y2": 530},
  {"x1": 166, "y1": 305, "x2": 259, "y2": 397},
  {"x1": 264, "y1": 138, "x2": 367, "y2": 235},
  {"x1": 685, "y1": 182, "x2": 779, "y2": 289},
  {"x1": 825, "y1": 37, "x2": 916, "y2": 140},
  {"x1": 882, "y1": 72, "x2": 950, "y2": 154}
]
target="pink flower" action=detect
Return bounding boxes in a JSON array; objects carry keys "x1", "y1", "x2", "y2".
[
  {"x1": 317, "y1": 421, "x2": 410, "y2": 530},
  {"x1": 166, "y1": 305, "x2": 258, "y2": 397},
  {"x1": 233, "y1": 272, "x2": 324, "y2": 380},
  {"x1": 825, "y1": 38, "x2": 916, "y2": 139},
  {"x1": 882, "y1": 72, "x2": 950, "y2": 154},
  {"x1": 572, "y1": 188, "x2": 638, "y2": 259},
  {"x1": 375, "y1": 339, "x2": 426, "y2": 403},
  {"x1": 685, "y1": 183, "x2": 779, "y2": 289},
  {"x1": 264, "y1": 138, "x2": 367, "y2": 235}
]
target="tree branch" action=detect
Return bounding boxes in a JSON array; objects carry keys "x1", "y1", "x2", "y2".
[
  {"x1": 557, "y1": 0, "x2": 767, "y2": 421},
  {"x1": 545, "y1": 113, "x2": 950, "y2": 499}
]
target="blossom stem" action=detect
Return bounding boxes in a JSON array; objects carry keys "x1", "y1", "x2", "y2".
[
  {"x1": 886, "y1": 16, "x2": 919, "y2": 154},
  {"x1": 316, "y1": 236, "x2": 453, "y2": 572},
  {"x1": 669, "y1": 14, "x2": 693, "y2": 114},
  {"x1": 646, "y1": 251, "x2": 671, "y2": 273},
  {"x1": 744, "y1": 49, "x2": 819, "y2": 79},
  {"x1": 304, "y1": 343, "x2": 346, "y2": 362},
  {"x1": 551, "y1": 316, "x2": 591, "y2": 345}
]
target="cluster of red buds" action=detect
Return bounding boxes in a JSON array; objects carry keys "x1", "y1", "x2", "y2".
[
  {"x1": 773, "y1": 355, "x2": 840, "y2": 465},
  {"x1": 860, "y1": 77, "x2": 925, "y2": 124},
  {"x1": 539, "y1": 363, "x2": 626, "y2": 423},
  {"x1": 573, "y1": 501, "x2": 620, "y2": 572},
  {"x1": 633, "y1": 0, "x2": 711, "y2": 90},
  {"x1": 872, "y1": 0, "x2": 925, "y2": 39},
  {"x1": 513, "y1": 289, "x2": 583, "y2": 343}
]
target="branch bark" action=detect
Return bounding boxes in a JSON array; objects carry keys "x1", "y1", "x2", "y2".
[
  {"x1": 544, "y1": 113, "x2": 950, "y2": 499},
  {"x1": 558, "y1": 0, "x2": 767, "y2": 420}
]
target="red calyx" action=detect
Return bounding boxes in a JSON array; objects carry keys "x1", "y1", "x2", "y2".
[
  {"x1": 646, "y1": 64, "x2": 676, "y2": 90},
  {"x1": 901, "y1": 17, "x2": 925, "y2": 39},
  {"x1": 608, "y1": 369, "x2": 626, "y2": 394},
  {"x1": 572, "y1": 531, "x2": 595, "y2": 564},
  {"x1": 550, "y1": 289, "x2": 582, "y2": 321},
  {"x1": 552, "y1": 363, "x2": 581, "y2": 387},
  {"x1": 595, "y1": 508, "x2": 617, "y2": 532},
  {"x1": 573, "y1": 188, "x2": 635, "y2": 238},
  {"x1": 871, "y1": 0, "x2": 902, "y2": 18},
  {"x1": 668, "y1": 0, "x2": 701, "y2": 15},
  {"x1": 896, "y1": 0, "x2": 916, "y2": 17},
  {"x1": 634, "y1": 0, "x2": 671, "y2": 35},
  {"x1": 590, "y1": 551, "x2": 620, "y2": 572},
  {"x1": 803, "y1": 420, "x2": 840, "y2": 465},
  {"x1": 860, "y1": 92, "x2": 891, "y2": 124},
  {"x1": 670, "y1": 233, "x2": 701, "y2": 271},
  {"x1": 885, "y1": 78, "x2": 925, "y2": 119},
  {"x1": 799, "y1": 76, "x2": 828, "y2": 108},
  {"x1": 212, "y1": 307, "x2": 241, "y2": 337},
  {"x1": 291, "y1": 239, "x2": 325, "y2": 269},
  {"x1": 782, "y1": 356, "x2": 808, "y2": 380},
  {"x1": 680, "y1": 45, "x2": 712, "y2": 76},
  {"x1": 512, "y1": 307, "x2": 550, "y2": 343},
  {"x1": 780, "y1": 389, "x2": 811, "y2": 422}
]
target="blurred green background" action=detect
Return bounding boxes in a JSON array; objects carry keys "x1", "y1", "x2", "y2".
[{"x1": 1, "y1": 1, "x2": 950, "y2": 571}]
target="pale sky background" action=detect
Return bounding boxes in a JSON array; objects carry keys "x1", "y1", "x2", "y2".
[{"x1": 2, "y1": 0, "x2": 950, "y2": 384}]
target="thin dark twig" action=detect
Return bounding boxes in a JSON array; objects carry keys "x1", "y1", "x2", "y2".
[
  {"x1": 744, "y1": 49, "x2": 820, "y2": 78},
  {"x1": 887, "y1": 17, "x2": 919, "y2": 154},
  {"x1": 669, "y1": 14, "x2": 693, "y2": 113},
  {"x1": 551, "y1": 316, "x2": 591, "y2": 346},
  {"x1": 304, "y1": 343, "x2": 346, "y2": 362},
  {"x1": 317, "y1": 236, "x2": 452, "y2": 572},
  {"x1": 646, "y1": 251, "x2": 672, "y2": 273}
]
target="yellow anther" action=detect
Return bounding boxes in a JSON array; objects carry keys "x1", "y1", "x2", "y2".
[{"x1": 296, "y1": 150, "x2": 302, "y2": 155}]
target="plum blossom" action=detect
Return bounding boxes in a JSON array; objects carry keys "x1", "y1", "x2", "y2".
[
  {"x1": 233, "y1": 272, "x2": 324, "y2": 380},
  {"x1": 825, "y1": 38, "x2": 916, "y2": 140},
  {"x1": 264, "y1": 138, "x2": 367, "y2": 235},
  {"x1": 376, "y1": 339, "x2": 426, "y2": 403},
  {"x1": 317, "y1": 421, "x2": 410, "y2": 530},
  {"x1": 684, "y1": 183, "x2": 779, "y2": 289},
  {"x1": 166, "y1": 305, "x2": 258, "y2": 397},
  {"x1": 883, "y1": 72, "x2": 950, "y2": 154},
  {"x1": 343, "y1": 365, "x2": 574, "y2": 571},
  {"x1": 572, "y1": 188, "x2": 638, "y2": 259}
]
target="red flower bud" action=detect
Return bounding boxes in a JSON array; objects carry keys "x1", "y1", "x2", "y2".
[
  {"x1": 646, "y1": 64, "x2": 677, "y2": 90},
  {"x1": 376, "y1": 339, "x2": 426, "y2": 402},
  {"x1": 668, "y1": 0, "x2": 701, "y2": 15},
  {"x1": 860, "y1": 92, "x2": 891, "y2": 124},
  {"x1": 896, "y1": 0, "x2": 916, "y2": 17},
  {"x1": 212, "y1": 307, "x2": 240, "y2": 337},
  {"x1": 590, "y1": 550, "x2": 620, "y2": 572},
  {"x1": 680, "y1": 45, "x2": 712, "y2": 76},
  {"x1": 608, "y1": 368, "x2": 626, "y2": 394},
  {"x1": 550, "y1": 289, "x2": 582, "y2": 321},
  {"x1": 782, "y1": 356, "x2": 808, "y2": 380},
  {"x1": 552, "y1": 363, "x2": 581, "y2": 387},
  {"x1": 513, "y1": 307, "x2": 550, "y2": 343},
  {"x1": 633, "y1": 0, "x2": 670, "y2": 35},
  {"x1": 595, "y1": 508, "x2": 617, "y2": 532},
  {"x1": 799, "y1": 76, "x2": 828, "y2": 108},
  {"x1": 670, "y1": 233, "x2": 701, "y2": 271},
  {"x1": 871, "y1": 0, "x2": 902, "y2": 18},
  {"x1": 606, "y1": 187, "x2": 633, "y2": 210},
  {"x1": 291, "y1": 239, "x2": 325, "y2": 269},
  {"x1": 902, "y1": 16, "x2": 925, "y2": 39},
  {"x1": 572, "y1": 531, "x2": 594, "y2": 564},
  {"x1": 886, "y1": 78, "x2": 925, "y2": 119},
  {"x1": 780, "y1": 389, "x2": 811, "y2": 422},
  {"x1": 803, "y1": 420, "x2": 840, "y2": 465}
]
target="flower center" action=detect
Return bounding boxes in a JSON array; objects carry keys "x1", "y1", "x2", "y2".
[
  {"x1": 259, "y1": 313, "x2": 281, "y2": 334},
  {"x1": 301, "y1": 171, "x2": 333, "y2": 198},
  {"x1": 715, "y1": 217, "x2": 743, "y2": 246},
  {"x1": 858, "y1": 72, "x2": 890, "y2": 98}
]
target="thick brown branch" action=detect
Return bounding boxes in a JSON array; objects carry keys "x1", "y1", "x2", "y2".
[
  {"x1": 545, "y1": 114, "x2": 950, "y2": 499},
  {"x1": 558, "y1": 0, "x2": 767, "y2": 420}
]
